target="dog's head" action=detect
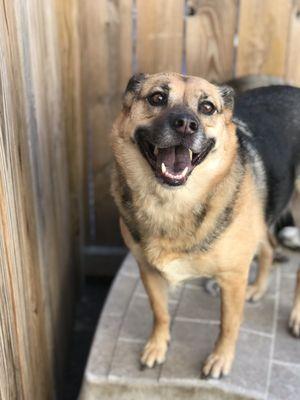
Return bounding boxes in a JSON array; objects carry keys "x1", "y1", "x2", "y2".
[{"x1": 115, "y1": 72, "x2": 235, "y2": 187}]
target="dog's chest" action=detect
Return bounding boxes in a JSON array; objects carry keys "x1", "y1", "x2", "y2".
[
  {"x1": 135, "y1": 192, "x2": 200, "y2": 239},
  {"x1": 159, "y1": 255, "x2": 215, "y2": 285},
  {"x1": 133, "y1": 191, "x2": 222, "y2": 283},
  {"x1": 139, "y1": 220, "x2": 217, "y2": 285}
]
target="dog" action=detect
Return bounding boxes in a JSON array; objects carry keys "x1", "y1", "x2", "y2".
[{"x1": 110, "y1": 72, "x2": 300, "y2": 378}]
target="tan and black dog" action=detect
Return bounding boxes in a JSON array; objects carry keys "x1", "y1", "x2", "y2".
[{"x1": 111, "y1": 72, "x2": 300, "y2": 378}]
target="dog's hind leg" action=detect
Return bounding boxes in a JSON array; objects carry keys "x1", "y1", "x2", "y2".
[
  {"x1": 289, "y1": 179, "x2": 300, "y2": 337},
  {"x1": 139, "y1": 263, "x2": 171, "y2": 368},
  {"x1": 290, "y1": 176, "x2": 300, "y2": 228},
  {"x1": 289, "y1": 269, "x2": 300, "y2": 337},
  {"x1": 246, "y1": 233, "x2": 274, "y2": 302}
]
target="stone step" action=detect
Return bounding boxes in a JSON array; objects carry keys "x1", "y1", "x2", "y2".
[{"x1": 79, "y1": 251, "x2": 300, "y2": 400}]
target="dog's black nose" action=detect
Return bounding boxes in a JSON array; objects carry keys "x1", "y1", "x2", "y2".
[{"x1": 171, "y1": 114, "x2": 199, "y2": 135}]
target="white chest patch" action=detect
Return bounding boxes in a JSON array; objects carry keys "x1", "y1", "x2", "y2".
[{"x1": 161, "y1": 256, "x2": 213, "y2": 286}]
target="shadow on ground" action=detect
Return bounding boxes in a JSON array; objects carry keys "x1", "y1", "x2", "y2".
[{"x1": 62, "y1": 276, "x2": 112, "y2": 400}]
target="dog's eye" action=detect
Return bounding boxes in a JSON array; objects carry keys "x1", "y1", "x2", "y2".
[
  {"x1": 147, "y1": 92, "x2": 168, "y2": 107},
  {"x1": 199, "y1": 101, "x2": 216, "y2": 115}
]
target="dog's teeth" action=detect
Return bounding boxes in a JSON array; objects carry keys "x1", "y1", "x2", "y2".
[
  {"x1": 182, "y1": 166, "x2": 188, "y2": 176},
  {"x1": 161, "y1": 164, "x2": 188, "y2": 180},
  {"x1": 189, "y1": 149, "x2": 193, "y2": 160},
  {"x1": 154, "y1": 146, "x2": 158, "y2": 156}
]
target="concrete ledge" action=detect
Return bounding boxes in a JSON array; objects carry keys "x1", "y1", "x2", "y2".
[{"x1": 80, "y1": 251, "x2": 300, "y2": 400}]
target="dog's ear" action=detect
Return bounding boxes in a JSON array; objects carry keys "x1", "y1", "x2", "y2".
[
  {"x1": 122, "y1": 73, "x2": 148, "y2": 110},
  {"x1": 218, "y1": 85, "x2": 235, "y2": 123},
  {"x1": 219, "y1": 85, "x2": 235, "y2": 110}
]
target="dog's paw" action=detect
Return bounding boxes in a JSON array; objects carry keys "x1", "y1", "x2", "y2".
[
  {"x1": 289, "y1": 307, "x2": 300, "y2": 337},
  {"x1": 201, "y1": 350, "x2": 233, "y2": 379},
  {"x1": 246, "y1": 284, "x2": 266, "y2": 302},
  {"x1": 140, "y1": 336, "x2": 169, "y2": 369}
]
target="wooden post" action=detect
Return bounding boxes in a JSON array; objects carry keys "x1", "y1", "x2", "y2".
[{"x1": 0, "y1": 0, "x2": 83, "y2": 398}]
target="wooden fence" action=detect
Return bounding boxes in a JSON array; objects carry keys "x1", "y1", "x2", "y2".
[
  {"x1": 80, "y1": 0, "x2": 300, "y2": 260},
  {"x1": 1, "y1": 1, "x2": 300, "y2": 397},
  {"x1": 0, "y1": 0, "x2": 82, "y2": 398}
]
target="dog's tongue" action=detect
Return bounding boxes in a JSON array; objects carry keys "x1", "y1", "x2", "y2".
[{"x1": 156, "y1": 145, "x2": 191, "y2": 173}]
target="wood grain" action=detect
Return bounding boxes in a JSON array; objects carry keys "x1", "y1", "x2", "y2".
[
  {"x1": 136, "y1": 0, "x2": 184, "y2": 73},
  {"x1": 236, "y1": 0, "x2": 292, "y2": 77},
  {"x1": 186, "y1": 0, "x2": 238, "y2": 82},
  {"x1": 286, "y1": 0, "x2": 300, "y2": 86},
  {"x1": 80, "y1": 0, "x2": 132, "y2": 172},
  {"x1": 0, "y1": 0, "x2": 82, "y2": 398},
  {"x1": 55, "y1": 0, "x2": 84, "y2": 254},
  {"x1": 79, "y1": 0, "x2": 132, "y2": 243}
]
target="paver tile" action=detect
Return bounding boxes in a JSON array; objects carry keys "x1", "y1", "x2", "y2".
[
  {"x1": 268, "y1": 362, "x2": 300, "y2": 400},
  {"x1": 161, "y1": 319, "x2": 271, "y2": 396},
  {"x1": 109, "y1": 340, "x2": 160, "y2": 381}
]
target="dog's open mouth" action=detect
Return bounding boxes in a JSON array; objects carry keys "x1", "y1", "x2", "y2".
[{"x1": 137, "y1": 137, "x2": 215, "y2": 186}]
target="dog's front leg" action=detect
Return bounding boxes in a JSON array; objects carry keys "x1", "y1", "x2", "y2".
[
  {"x1": 139, "y1": 262, "x2": 170, "y2": 368},
  {"x1": 202, "y1": 271, "x2": 247, "y2": 379},
  {"x1": 119, "y1": 218, "x2": 171, "y2": 367}
]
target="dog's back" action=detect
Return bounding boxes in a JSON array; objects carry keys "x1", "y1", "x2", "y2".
[{"x1": 234, "y1": 86, "x2": 300, "y2": 224}]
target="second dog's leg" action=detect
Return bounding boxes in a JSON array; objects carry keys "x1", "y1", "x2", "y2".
[
  {"x1": 139, "y1": 263, "x2": 170, "y2": 368},
  {"x1": 290, "y1": 184, "x2": 300, "y2": 337},
  {"x1": 246, "y1": 235, "x2": 273, "y2": 301}
]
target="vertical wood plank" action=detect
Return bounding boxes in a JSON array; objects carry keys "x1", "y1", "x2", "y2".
[
  {"x1": 236, "y1": 0, "x2": 292, "y2": 77},
  {"x1": 20, "y1": 0, "x2": 73, "y2": 386},
  {"x1": 286, "y1": 0, "x2": 300, "y2": 86},
  {"x1": 185, "y1": 0, "x2": 238, "y2": 82},
  {"x1": 0, "y1": 0, "x2": 82, "y2": 398},
  {"x1": 80, "y1": 0, "x2": 132, "y2": 172},
  {"x1": 136, "y1": 0, "x2": 184, "y2": 73},
  {"x1": 55, "y1": 0, "x2": 84, "y2": 251},
  {"x1": 117, "y1": 0, "x2": 134, "y2": 89},
  {"x1": 0, "y1": 0, "x2": 55, "y2": 397},
  {"x1": 79, "y1": 0, "x2": 132, "y2": 244}
]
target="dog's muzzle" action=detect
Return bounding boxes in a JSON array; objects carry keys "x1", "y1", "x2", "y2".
[{"x1": 135, "y1": 107, "x2": 215, "y2": 186}]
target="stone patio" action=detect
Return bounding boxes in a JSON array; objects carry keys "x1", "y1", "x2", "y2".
[{"x1": 79, "y1": 250, "x2": 300, "y2": 400}]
